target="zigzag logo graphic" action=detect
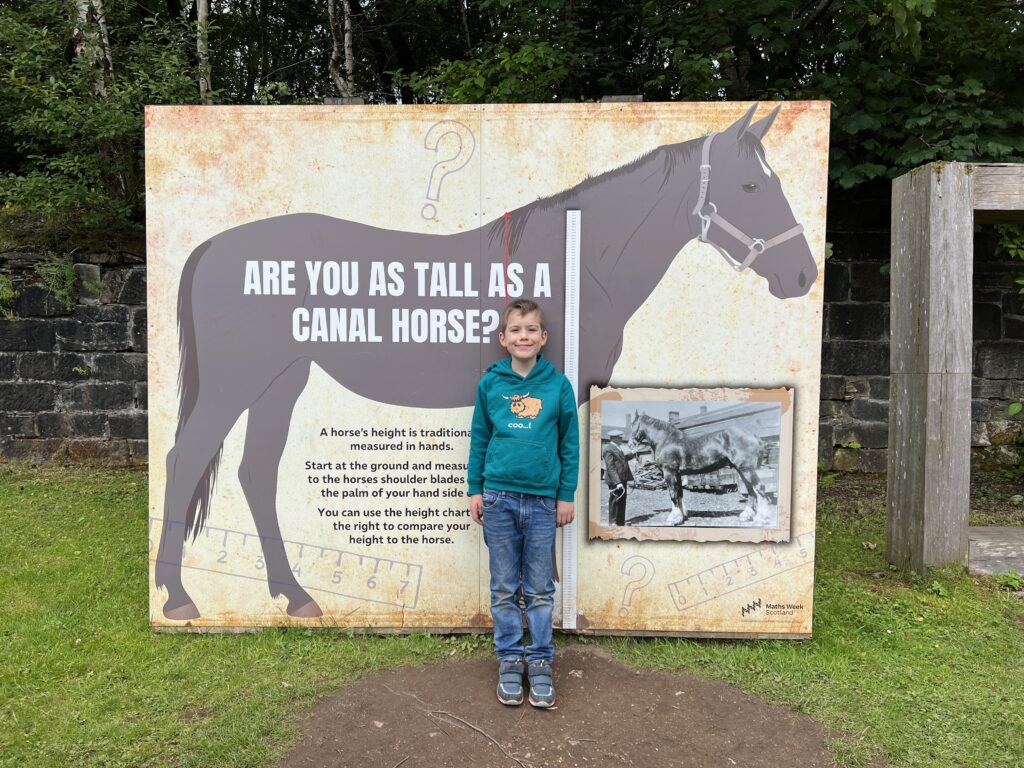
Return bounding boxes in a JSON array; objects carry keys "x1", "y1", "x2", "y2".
[{"x1": 740, "y1": 598, "x2": 762, "y2": 617}]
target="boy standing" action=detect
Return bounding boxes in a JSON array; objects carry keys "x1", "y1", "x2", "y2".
[{"x1": 468, "y1": 299, "x2": 579, "y2": 708}]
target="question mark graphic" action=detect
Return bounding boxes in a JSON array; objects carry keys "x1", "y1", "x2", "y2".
[
  {"x1": 421, "y1": 120, "x2": 476, "y2": 220},
  {"x1": 480, "y1": 310, "x2": 500, "y2": 344},
  {"x1": 619, "y1": 556, "x2": 655, "y2": 618}
]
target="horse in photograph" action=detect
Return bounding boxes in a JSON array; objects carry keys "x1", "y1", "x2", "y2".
[
  {"x1": 628, "y1": 412, "x2": 769, "y2": 526},
  {"x1": 156, "y1": 104, "x2": 815, "y2": 619}
]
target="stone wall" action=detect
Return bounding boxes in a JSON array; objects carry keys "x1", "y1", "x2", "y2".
[
  {"x1": 0, "y1": 250, "x2": 148, "y2": 466},
  {"x1": 2, "y1": 190, "x2": 1023, "y2": 469},
  {"x1": 819, "y1": 182, "x2": 1024, "y2": 471}
]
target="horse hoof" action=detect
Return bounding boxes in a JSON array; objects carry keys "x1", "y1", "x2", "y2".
[
  {"x1": 164, "y1": 600, "x2": 200, "y2": 620},
  {"x1": 739, "y1": 507, "x2": 755, "y2": 522},
  {"x1": 665, "y1": 508, "x2": 684, "y2": 526},
  {"x1": 288, "y1": 599, "x2": 323, "y2": 618}
]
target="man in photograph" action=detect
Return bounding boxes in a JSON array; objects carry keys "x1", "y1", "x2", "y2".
[{"x1": 603, "y1": 431, "x2": 633, "y2": 526}]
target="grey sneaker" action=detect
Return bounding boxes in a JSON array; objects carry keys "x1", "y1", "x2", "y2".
[
  {"x1": 496, "y1": 658, "x2": 525, "y2": 706},
  {"x1": 527, "y1": 660, "x2": 556, "y2": 708}
]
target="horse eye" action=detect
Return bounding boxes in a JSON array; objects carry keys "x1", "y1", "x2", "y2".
[{"x1": 742, "y1": 183, "x2": 758, "y2": 193}]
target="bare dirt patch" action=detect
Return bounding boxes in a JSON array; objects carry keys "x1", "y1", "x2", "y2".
[{"x1": 279, "y1": 644, "x2": 836, "y2": 768}]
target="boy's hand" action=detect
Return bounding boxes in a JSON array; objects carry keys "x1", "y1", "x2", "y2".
[
  {"x1": 470, "y1": 494, "x2": 484, "y2": 525},
  {"x1": 556, "y1": 500, "x2": 575, "y2": 527}
]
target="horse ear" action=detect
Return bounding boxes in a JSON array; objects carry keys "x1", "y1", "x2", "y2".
[
  {"x1": 746, "y1": 105, "x2": 780, "y2": 141},
  {"x1": 725, "y1": 102, "x2": 759, "y2": 138}
]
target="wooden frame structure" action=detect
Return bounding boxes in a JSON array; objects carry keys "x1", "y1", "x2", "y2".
[{"x1": 888, "y1": 162, "x2": 1024, "y2": 573}]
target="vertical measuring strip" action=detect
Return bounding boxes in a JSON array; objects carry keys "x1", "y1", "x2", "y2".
[{"x1": 562, "y1": 209, "x2": 581, "y2": 629}]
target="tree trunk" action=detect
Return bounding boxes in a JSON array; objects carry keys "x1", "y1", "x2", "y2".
[
  {"x1": 328, "y1": 0, "x2": 355, "y2": 97},
  {"x1": 72, "y1": 0, "x2": 113, "y2": 97},
  {"x1": 197, "y1": 0, "x2": 212, "y2": 102}
]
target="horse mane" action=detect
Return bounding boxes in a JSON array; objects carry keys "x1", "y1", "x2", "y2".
[
  {"x1": 486, "y1": 136, "x2": 706, "y2": 254},
  {"x1": 636, "y1": 413, "x2": 686, "y2": 443}
]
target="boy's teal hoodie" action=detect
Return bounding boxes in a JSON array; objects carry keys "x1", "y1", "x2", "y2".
[{"x1": 467, "y1": 354, "x2": 579, "y2": 502}]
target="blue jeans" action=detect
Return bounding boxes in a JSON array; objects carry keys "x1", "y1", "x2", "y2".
[{"x1": 482, "y1": 489, "x2": 556, "y2": 663}]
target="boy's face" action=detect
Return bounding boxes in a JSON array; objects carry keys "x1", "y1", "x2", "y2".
[{"x1": 499, "y1": 310, "x2": 548, "y2": 363}]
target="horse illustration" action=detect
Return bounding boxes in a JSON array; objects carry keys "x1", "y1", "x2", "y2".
[
  {"x1": 156, "y1": 103, "x2": 815, "y2": 619},
  {"x1": 628, "y1": 412, "x2": 769, "y2": 526}
]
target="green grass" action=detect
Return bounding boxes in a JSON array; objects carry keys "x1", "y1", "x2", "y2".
[
  {"x1": 605, "y1": 481, "x2": 1024, "y2": 767},
  {"x1": 1, "y1": 467, "x2": 1022, "y2": 767}
]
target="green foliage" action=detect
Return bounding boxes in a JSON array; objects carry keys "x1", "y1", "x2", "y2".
[
  {"x1": 0, "y1": 271, "x2": 18, "y2": 319},
  {"x1": 0, "y1": 1, "x2": 201, "y2": 242},
  {"x1": 996, "y1": 570, "x2": 1023, "y2": 591},
  {"x1": 33, "y1": 252, "x2": 77, "y2": 310},
  {"x1": 927, "y1": 580, "x2": 948, "y2": 597}
]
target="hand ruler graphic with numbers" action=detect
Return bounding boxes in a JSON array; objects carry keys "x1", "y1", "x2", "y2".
[
  {"x1": 149, "y1": 518, "x2": 424, "y2": 609},
  {"x1": 667, "y1": 530, "x2": 815, "y2": 612}
]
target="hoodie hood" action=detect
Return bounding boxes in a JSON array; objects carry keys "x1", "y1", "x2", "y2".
[{"x1": 485, "y1": 353, "x2": 557, "y2": 383}]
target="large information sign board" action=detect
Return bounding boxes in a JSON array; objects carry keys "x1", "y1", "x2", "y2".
[{"x1": 147, "y1": 102, "x2": 828, "y2": 636}]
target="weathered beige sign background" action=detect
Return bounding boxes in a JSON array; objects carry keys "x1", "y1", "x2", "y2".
[{"x1": 147, "y1": 102, "x2": 828, "y2": 636}]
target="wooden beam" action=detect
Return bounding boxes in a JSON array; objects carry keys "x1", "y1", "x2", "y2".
[
  {"x1": 971, "y1": 163, "x2": 1024, "y2": 223},
  {"x1": 887, "y1": 162, "x2": 973, "y2": 573}
]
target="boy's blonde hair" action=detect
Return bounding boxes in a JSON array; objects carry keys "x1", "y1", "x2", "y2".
[{"x1": 501, "y1": 299, "x2": 545, "y2": 332}]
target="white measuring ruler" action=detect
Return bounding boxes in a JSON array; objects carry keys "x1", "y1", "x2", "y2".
[{"x1": 561, "y1": 209, "x2": 581, "y2": 629}]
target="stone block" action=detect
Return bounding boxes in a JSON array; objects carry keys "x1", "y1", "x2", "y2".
[
  {"x1": 59, "y1": 382, "x2": 134, "y2": 411},
  {"x1": 826, "y1": 302, "x2": 887, "y2": 341},
  {"x1": 851, "y1": 398, "x2": 889, "y2": 421},
  {"x1": 821, "y1": 341, "x2": 889, "y2": 376},
  {"x1": 0, "y1": 413, "x2": 37, "y2": 437},
  {"x1": 131, "y1": 307, "x2": 147, "y2": 351},
  {"x1": 975, "y1": 342, "x2": 1024, "y2": 379},
  {"x1": 849, "y1": 262, "x2": 891, "y2": 303},
  {"x1": 0, "y1": 353, "x2": 18, "y2": 380},
  {"x1": 835, "y1": 421, "x2": 889, "y2": 449},
  {"x1": 36, "y1": 411, "x2": 108, "y2": 438},
  {"x1": 0, "y1": 319, "x2": 55, "y2": 351},
  {"x1": 108, "y1": 411, "x2": 148, "y2": 439},
  {"x1": 117, "y1": 268, "x2": 147, "y2": 304},
  {"x1": 100, "y1": 267, "x2": 129, "y2": 304},
  {"x1": 54, "y1": 320, "x2": 131, "y2": 352},
  {"x1": 973, "y1": 303, "x2": 1002, "y2": 341},
  {"x1": 128, "y1": 439, "x2": 148, "y2": 466},
  {"x1": 842, "y1": 378, "x2": 870, "y2": 399},
  {"x1": 819, "y1": 375, "x2": 846, "y2": 400},
  {"x1": 1004, "y1": 314, "x2": 1024, "y2": 341},
  {"x1": 818, "y1": 400, "x2": 850, "y2": 420},
  {"x1": 832, "y1": 447, "x2": 887, "y2": 473},
  {"x1": 817, "y1": 424, "x2": 834, "y2": 468},
  {"x1": 0, "y1": 382, "x2": 59, "y2": 412},
  {"x1": 972, "y1": 378, "x2": 1012, "y2": 399},
  {"x1": 0, "y1": 437, "x2": 67, "y2": 465},
  {"x1": 71, "y1": 304, "x2": 131, "y2": 324},
  {"x1": 73, "y1": 263, "x2": 102, "y2": 304},
  {"x1": 1002, "y1": 291, "x2": 1024, "y2": 317},
  {"x1": 867, "y1": 376, "x2": 890, "y2": 399},
  {"x1": 135, "y1": 382, "x2": 148, "y2": 410},
  {"x1": 91, "y1": 353, "x2": 147, "y2": 382},
  {"x1": 18, "y1": 352, "x2": 90, "y2": 381},
  {"x1": 823, "y1": 262, "x2": 849, "y2": 302},
  {"x1": 65, "y1": 438, "x2": 131, "y2": 466},
  {"x1": 12, "y1": 285, "x2": 71, "y2": 317}
]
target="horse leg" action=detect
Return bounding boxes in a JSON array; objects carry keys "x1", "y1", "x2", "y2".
[
  {"x1": 734, "y1": 465, "x2": 766, "y2": 522},
  {"x1": 237, "y1": 359, "x2": 322, "y2": 618},
  {"x1": 156, "y1": 398, "x2": 242, "y2": 620},
  {"x1": 663, "y1": 466, "x2": 687, "y2": 525}
]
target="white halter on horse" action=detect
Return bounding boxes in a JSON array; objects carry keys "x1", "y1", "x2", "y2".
[{"x1": 693, "y1": 132, "x2": 805, "y2": 273}]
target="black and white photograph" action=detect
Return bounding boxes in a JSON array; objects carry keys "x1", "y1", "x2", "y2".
[{"x1": 589, "y1": 387, "x2": 794, "y2": 543}]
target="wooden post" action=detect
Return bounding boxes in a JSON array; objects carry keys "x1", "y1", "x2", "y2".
[{"x1": 887, "y1": 162, "x2": 973, "y2": 572}]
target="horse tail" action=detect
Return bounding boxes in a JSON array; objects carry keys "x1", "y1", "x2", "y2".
[{"x1": 176, "y1": 241, "x2": 222, "y2": 541}]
